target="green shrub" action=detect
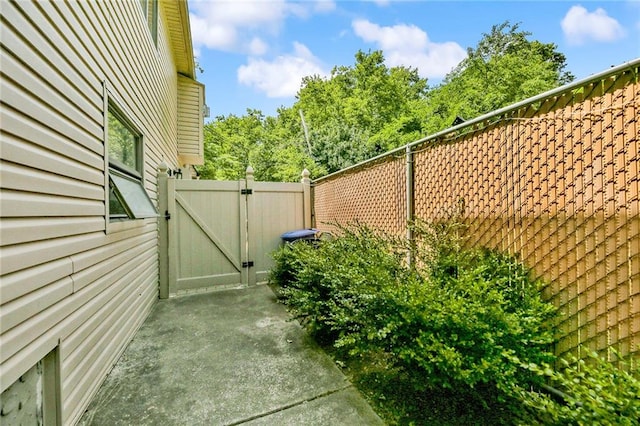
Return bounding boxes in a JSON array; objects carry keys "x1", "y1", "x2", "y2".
[
  {"x1": 515, "y1": 349, "x2": 640, "y2": 425},
  {"x1": 271, "y1": 225, "x2": 407, "y2": 345},
  {"x1": 374, "y1": 245, "x2": 556, "y2": 395},
  {"x1": 270, "y1": 221, "x2": 557, "y2": 419}
]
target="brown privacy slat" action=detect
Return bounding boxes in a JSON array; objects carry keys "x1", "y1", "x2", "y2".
[
  {"x1": 313, "y1": 66, "x2": 640, "y2": 365},
  {"x1": 314, "y1": 156, "x2": 407, "y2": 236}
]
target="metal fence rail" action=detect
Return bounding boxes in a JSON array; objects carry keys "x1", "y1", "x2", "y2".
[{"x1": 313, "y1": 59, "x2": 639, "y2": 362}]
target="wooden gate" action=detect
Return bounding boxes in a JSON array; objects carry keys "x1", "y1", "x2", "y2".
[{"x1": 158, "y1": 166, "x2": 311, "y2": 297}]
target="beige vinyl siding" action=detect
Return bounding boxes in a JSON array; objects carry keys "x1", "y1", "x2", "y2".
[
  {"x1": 0, "y1": 0, "x2": 194, "y2": 424},
  {"x1": 177, "y1": 74, "x2": 205, "y2": 165},
  {"x1": 0, "y1": 226, "x2": 156, "y2": 363},
  {"x1": 1, "y1": 217, "x2": 105, "y2": 246}
]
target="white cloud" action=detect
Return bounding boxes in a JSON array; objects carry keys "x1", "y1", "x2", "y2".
[
  {"x1": 352, "y1": 19, "x2": 466, "y2": 78},
  {"x1": 189, "y1": 0, "x2": 286, "y2": 54},
  {"x1": 561, "y1": 5, "x2": 625, "y2": 45},
  {"x1": 288, "y1": 0, "x2": 337, "y2": 17},
  {"x1": 314, "y1": 0, "x2": 337, "y2": 13},
  {"x1": 237, "y1": 42, "x2": 327, "y2": 98},
  {"x1": 189, "y1": 0, "x2": 287, "y2": 52},
  {"x1": 189, "y1": 13, "x2": 238, "y2": 51},
  {"x1": 190, "y1": 0, "x2": 334, "y2": 54},
  {"x1": 248, "y1": 37, "x2": 268, "y2": 56},
  {"x1": 192, "y1": 0, "x2": 287, "y2": 29}
]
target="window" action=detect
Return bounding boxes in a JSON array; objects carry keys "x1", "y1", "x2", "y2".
[
  {"x1": 107, "y1": 104, "x2": 157, "y2": 221},
  {"x1": 139, "y1": 0, "x2": 158, "y2": 46}
]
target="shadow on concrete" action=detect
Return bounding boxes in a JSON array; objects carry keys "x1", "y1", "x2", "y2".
[{"x1": 79, "y1": 285, "x2": 383, "y2": 425}]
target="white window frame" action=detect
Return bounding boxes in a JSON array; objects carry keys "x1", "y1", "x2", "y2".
[{"x1": 103, "y1": 85, "x2": 157, "y2": 233}]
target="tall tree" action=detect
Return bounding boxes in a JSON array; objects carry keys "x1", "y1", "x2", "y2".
[
  {"x1": 200, "y1": 23, "x2": 573, "y2": 180},
  {"x1": 199, "y1": 110, "x2": 263, "y2": 180},
  {"x1": 423, "y1": 22, "x2": 574, "y2": 133},
  {"x1": 293, "y1": 50, "x2": 429, "y2": 173},
  {"x1": 199, "y1": 109, "x2": 323, "y2": 182}
]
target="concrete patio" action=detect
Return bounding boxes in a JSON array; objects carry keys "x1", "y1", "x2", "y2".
[{"x1": 78, "y1": 285, "x2": 383, "y2": 425}]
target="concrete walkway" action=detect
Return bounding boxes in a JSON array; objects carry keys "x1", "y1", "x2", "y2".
[{"x1": 78, "y1": 285, "x2": 383, "y2": 425}]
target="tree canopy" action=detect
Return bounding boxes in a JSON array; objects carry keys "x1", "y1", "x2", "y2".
[
  {"x1": 296, "y1": 50, "x2": 429, "y2": 173},
  {"x1": 199, "y1": 21, "x2": 573, "y2": 181},
  {"x1": 422, "y1": 22, "x2": 573, "y2": 133},
  {"x1": 198, "y1": 109, "x2": 324, "y2": 181}
]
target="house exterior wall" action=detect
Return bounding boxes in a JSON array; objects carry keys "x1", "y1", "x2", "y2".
[
  {"x1": 177, "y1": 74, "x2": 205, "y2": 165},
  {"x1": 0, "y1": 1, "x2": 199, "y2": 424}
]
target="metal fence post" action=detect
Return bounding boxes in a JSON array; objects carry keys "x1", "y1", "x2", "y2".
[
  {"x1": 244, "y1": 166, "x2": 256, "y2": 286},
  {"x1": 406, "y1": 145, "x2": 415, "y2": 267},
  {"x1": 301, "y1": 169, "x2": 312, "y2": 229},
  {"x1": 158, "y1": 162, "x2": 169, "y2": 299}
]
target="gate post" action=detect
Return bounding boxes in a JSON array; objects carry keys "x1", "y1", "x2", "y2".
[
  {"x1": 244, "y1": 166, "x2": 256, "y2": 286},
  {"x1": 158, "y1": 162, "x2": 169, "y2": 299},
  {"x1": 301, "y1": 169, "x2": 312, "y2": 229}
]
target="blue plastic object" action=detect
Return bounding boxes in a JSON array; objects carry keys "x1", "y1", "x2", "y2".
[{"x1": 281, "y1": 229, "x2": 318, "y2": 243}]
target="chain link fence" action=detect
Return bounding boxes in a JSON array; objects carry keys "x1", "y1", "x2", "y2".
[{"x1": 313, "y1": 61, "x2": 639, "y2": 362}]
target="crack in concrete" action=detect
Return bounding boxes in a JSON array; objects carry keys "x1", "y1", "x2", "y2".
[{"x1": 225, "y1": 384, "x2": 354, "y2": 425}]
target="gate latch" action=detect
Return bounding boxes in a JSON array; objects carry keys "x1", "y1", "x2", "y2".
[
  {"x1": 241, "y1": 189, "x2": 253, "y2": 195},
  {"x1": 242, "y1": 261, "x2": 254, "y2": 268},
  {"x1": 164, "y1": 210, "x2": 171, "y2": 220}
]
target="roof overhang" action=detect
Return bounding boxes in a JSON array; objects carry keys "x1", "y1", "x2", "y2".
[{"x1": 162, "y1": 0, "x2": 195, "y2": 79}]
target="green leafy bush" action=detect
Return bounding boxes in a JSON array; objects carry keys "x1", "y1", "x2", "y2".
[
  {"x1": 515, "y1": 349, "x2": 640, "y2": 425},
  {"x1": 271, "y1": 222, "x2": 556, "y2": 399},
  {"x1": 271, "y1": 222, "x2": 640, "y2": 423},
  {"x1": 385, "y1": 247, "x2": 556, "y2": 394},
  {"x1": 271, "y1": 225, "x2": 407, "y2": 345}
]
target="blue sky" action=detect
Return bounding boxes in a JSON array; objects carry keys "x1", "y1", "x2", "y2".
[{"x1": 188, "y1": 1, "x2": 640, "y2": 120}]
